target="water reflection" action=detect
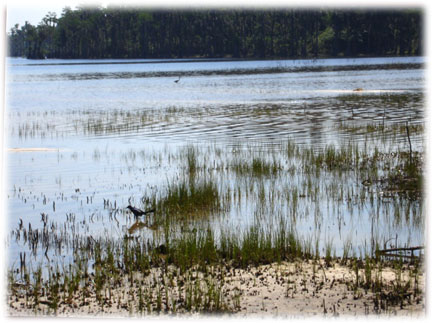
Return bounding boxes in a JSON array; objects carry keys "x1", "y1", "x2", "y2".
[
  {"x1": 128, "y1": 221, "x2": 158, "y2": 234},
  {"x1": 8, "y1": 92, "x2": 424, "y2": 148},
  {"x1": 6, "y1": 57, "x2": 425, "y2": 265}
]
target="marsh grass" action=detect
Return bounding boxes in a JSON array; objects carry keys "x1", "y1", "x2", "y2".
[
  {"x1": 12, "y1": 222, "x2": 300, "y2": 313},
  {"x1": 349, "y1": 255, "x2": 423, "y2": 313},
  {"x1": 231, "y1": 157, "x2": 282, "y2": 177},
  {"x1": 336, "y1": 92, "x2": 423, "y2": 109},
  {"x1": 7, "y1": 119, "x2": 425, "y2": 316},
  {"x1": 184, "y1": 145, "x2": 199, "y2": 178},
  {"x1": 383, "y1": 152, "x2": 423, "y2": 199},
  {"x1": 7, "y1": 217, "x2": 424, "y2": 315},
  {"x1": 336, "y1": 121, "x2": 423, "y2": 135},
  {"x1": 309, "y1": 143, "x2": 362, "y2": 171},
  {"x1": 155, "y1": 179, "x2": 223, "y2": 220}
]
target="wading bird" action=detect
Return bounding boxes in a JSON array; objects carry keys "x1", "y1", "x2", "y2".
[
  {"x1": 174, "y1": 76, "x2": 181, "y2": 83},
  {"x1": 126, "y1": 205, "x2": 155, "y2": 220}
]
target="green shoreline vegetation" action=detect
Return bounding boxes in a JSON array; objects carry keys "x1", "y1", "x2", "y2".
[
  {"x1": 7, "y1": 125, "x2": 424, "y2": 315},
  {"x1": 8, "y1": 8, "x2": 422, "y2": 60}
]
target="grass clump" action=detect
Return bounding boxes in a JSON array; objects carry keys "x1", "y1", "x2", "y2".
[
  {"x1": 312, "y1": 144, "x2": 360, "y2": 171},
  {"x1": 185, "y1": 145, "x2": 199, "y2": 178},
  {"x1": 218, "y1": 224, "x2": 306, "y2": 268},
  {"x1": 167, "y1": 228, "x2": 219, "y2": 272},
  {"x1": 231, "y1": 157, "x2": 281, "y2": 177},
  {"x1": 383, "y1": 152, "x2": 423, "y2": 200},
  {"x1": 156, "y1": 179, "x2": 223, "y2": 219}
]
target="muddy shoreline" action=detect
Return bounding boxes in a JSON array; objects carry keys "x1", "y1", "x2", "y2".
[{"x1": 7, "y1": 258, "x2": 425, "y2": 318}]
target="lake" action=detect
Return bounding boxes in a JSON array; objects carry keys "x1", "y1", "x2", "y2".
[{"x1": 5, "y1": 56, "x2": 425, "y2": 268}]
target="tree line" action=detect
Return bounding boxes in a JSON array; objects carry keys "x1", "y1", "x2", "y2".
[{"x1": 7, "y1": 7, "x2": 423, "y2": 59}]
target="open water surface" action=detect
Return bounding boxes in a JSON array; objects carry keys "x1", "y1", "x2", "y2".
[{"x1": 5, "y1": 56, "x2": 425, "y2": 266}]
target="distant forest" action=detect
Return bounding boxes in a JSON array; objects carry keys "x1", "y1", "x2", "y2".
[{"x1": 7, "y1": 7, "x2": 423, "y2": 59}]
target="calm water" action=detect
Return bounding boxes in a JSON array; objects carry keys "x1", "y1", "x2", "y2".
[{"x1": 6, "y1": 57, "x2": 425, "y2": 265}]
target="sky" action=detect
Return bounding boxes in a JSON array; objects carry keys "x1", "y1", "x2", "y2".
[
  {"x1": 5, "y1": 0, "x2": 218, "y2": 31},
  {"x1": 6, "y1": 1, "x2": 91, "y2": 31}
]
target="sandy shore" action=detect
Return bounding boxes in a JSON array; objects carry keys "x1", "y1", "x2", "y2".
[
  {"x1": 7, "y1": 259, "x2": 425, "y2": 318},
  {"x1": 230, "y1": 260, "x2": 424, "y2": 317},
  {"x1": 8, "y1": 147, "x2": 62, "y2": 152}
]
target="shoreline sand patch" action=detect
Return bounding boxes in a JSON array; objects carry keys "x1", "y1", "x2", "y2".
[
  {"x1": 7, "y1": 259, "x2": 425, "y2": 317},
  {"x1": 8, "y1": 148, "x2": 63, "y2": 152}
]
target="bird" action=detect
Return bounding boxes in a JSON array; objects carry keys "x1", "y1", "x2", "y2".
[
  {"x1": 126, "y1": 205, "x2": 155, "y2": 219},
  {"x1": 174, "y1": 76, "x2": 181, "y2": 83}
]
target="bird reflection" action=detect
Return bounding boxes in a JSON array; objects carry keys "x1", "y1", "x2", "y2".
[{"x1": 127, "y1": 219, "x2": 158, "y2": 234}]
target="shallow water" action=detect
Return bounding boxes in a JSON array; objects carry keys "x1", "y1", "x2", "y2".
[{"x1": 6, "y1": 56, "x2": 425, "y2": 266}]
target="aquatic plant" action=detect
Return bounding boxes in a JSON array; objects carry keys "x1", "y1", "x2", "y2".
[{"x1": 156, "y1": 179, "x2": 223, "y2": 219}]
